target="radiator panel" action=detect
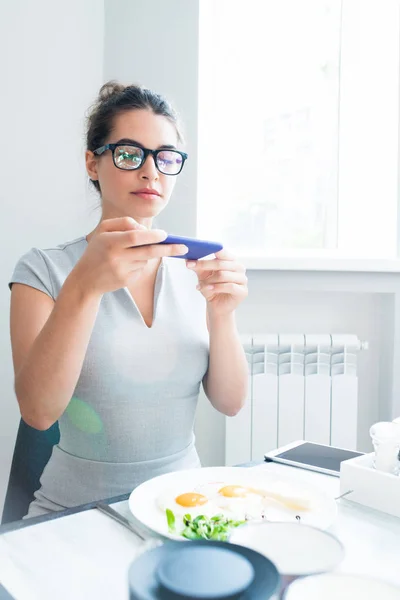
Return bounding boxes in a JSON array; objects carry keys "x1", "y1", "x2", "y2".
[{"x1": 225, "y1": 334, "x2": 364, "y2": 465}]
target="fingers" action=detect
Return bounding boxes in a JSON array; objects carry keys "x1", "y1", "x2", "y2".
[
  {"x1": 215, "y1": 248, "x2": 236, "y2": 260},
  {"x1": 116, "y1": 228, "x2": 168, "y2": 248},
  {"x1": 98, "y1": 216, "x2": 147, "y2": 233},
  {"x1": 100, "y1": 228, "x2": 167, "y2": 249},
  {"x1": 187, "y1": 259, "x2": 245, "y2": 274},
  {"x1": 99, "y1": 228, "x2": 187, "y2": 260},
  {"x1": 197, "y1": 270, "x2": 247, "y2": 286},
  {"x1": 128, "y1": 243, "x2": 189, "y2": 259},
  {"x1": 197, "y1": 282, "x2": 248, "y2": 300},
  {"x1": 115, "y1": 228, "x2": 187, "y2": 257}
]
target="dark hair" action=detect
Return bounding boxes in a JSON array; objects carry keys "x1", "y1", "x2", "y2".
[{"x1": 86, "y1": 81, "x2": 183, "y2": 192}]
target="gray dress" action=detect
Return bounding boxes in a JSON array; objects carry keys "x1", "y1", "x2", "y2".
[{"x1": 9, "y1": 237, "x2": 209, "y2": 517}]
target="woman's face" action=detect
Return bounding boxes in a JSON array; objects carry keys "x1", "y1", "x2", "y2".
[{"x1": 86, "y1": 109, "x2": 180, "y2": 224}]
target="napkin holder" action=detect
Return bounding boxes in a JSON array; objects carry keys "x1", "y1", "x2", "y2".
[{"x1": 340, "y1": 452, "x2": 400, "y2": 518}]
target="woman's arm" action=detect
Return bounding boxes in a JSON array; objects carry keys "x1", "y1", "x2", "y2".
[
  {"x1": 11, "y1": 217, "x2": 187, "y2": 430},
  {"x1": 202, "y1": 312, "x2": 248, "y2": 416},
  {"x1": 186, "y1": 249, "x2": 248, "y2": 416},
  {"x1": 11, "y1": 275, "x2": 102, "y2": 430}
]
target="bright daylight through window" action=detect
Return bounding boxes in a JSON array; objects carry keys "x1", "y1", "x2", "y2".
[{"x1": 198, "y1": 0, "x2": 400, "y2": 261}]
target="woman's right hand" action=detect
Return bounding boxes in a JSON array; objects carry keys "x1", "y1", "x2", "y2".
[{"x1": 71, "y1": 216, "x2": 187, "y2": 296}]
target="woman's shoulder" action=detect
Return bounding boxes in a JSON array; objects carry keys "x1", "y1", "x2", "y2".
[
  {"x1": 9, "y1": 237, "x2": 87, "y2": 299},
  {"x1": 35, "y1": 236, "x2": 87, "y2": 259},
  {"x1": 16, "y1": 236, "x2": 87, "y2": 268}
]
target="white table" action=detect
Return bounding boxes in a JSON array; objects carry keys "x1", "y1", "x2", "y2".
[{"x1": 1, "y1": 462, "x2": 400, "y2": 600}]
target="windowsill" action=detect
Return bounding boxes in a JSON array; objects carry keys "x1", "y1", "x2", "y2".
[{"x1": 239, "y1": 256, "x2": 400, "y2": 273}]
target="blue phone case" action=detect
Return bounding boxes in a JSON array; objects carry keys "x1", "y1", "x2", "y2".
[{"x1": 159, "y1": 234, "x2": 223, "y2": 259}]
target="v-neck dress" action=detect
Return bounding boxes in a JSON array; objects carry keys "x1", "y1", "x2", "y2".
[{"x1": 9, "y1": 237, "x2": 209, "y2": 517}]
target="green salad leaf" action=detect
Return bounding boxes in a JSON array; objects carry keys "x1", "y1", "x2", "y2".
[
  {"x1": 166, "y1": 508, "x2": 176, "y2": 533},
  {"x1": 165, "y1": 510, "x2": 245, "y2": 541}
]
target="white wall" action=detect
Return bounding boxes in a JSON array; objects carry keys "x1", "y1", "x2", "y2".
[{"x1": 0, "y1": 0, "x2": 104, "y2": 514}]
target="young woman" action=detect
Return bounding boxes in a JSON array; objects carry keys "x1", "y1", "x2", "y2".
[{"x1": 9, "y1": 82, "x2": 249, "y2": 517}]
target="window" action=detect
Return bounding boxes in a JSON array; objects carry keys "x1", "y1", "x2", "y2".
[{"x1": 198, "y1": 0, "x2": 400, "y2": 261}]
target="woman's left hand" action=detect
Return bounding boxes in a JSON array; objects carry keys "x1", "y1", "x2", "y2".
[{"x1": 186, "y1": 249, "x2": 248, "y2": 317}]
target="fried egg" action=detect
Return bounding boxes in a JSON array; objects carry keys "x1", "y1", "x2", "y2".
[
  {"x1": 194, "y1": 482, "x2": 265, "y2": 520},
  {"x1": 257, "y1": 481, "x2": 313, "y2": 513},
  {"x1": 215, "y1": 485, "x2": 265, "y2": 519},
  {"x1": 156, "y1": 487, "x2": 221, "y2": 519},
  {"x1": 156, "y1": 479, "x2": 314, "y2": 528}
]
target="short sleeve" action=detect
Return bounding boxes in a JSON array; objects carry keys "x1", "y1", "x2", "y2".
[{"x1": 9, "y1": 248, "x2": 55, "y2": 300}]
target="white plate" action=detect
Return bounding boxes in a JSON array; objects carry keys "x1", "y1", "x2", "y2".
[
  {"x1": 230, "y1": 522, "x2": 344, "y2": 575},
  {"x1": 283, "y1": 573, "x2": 400, "y2": 600},
  {"x1": 128, "y1": 466, "x2": 338, "y2": 540}
]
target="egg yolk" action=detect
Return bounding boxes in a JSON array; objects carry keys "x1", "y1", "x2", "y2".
[
  {"x1": 218, "y1": 485, "x2": 253, "y2": 498},
  {"x1": 175, "y1": 493, "x2": 208, "y2": 507}
]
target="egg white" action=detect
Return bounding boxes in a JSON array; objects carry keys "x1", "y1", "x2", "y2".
[
  {"x1": 215, "y1": 491, "x2": 264, "y2": 520},
  {"x1": 257, "y1": 481, "x2": 314, "y2": 513}
]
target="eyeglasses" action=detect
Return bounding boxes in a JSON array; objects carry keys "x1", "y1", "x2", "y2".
[{"x1": 93, "y1": 143, "x2": 188, "y2": 176}]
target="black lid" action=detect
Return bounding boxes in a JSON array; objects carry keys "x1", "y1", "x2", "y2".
[{"x1": 128, "y1": 540, "x2": 280, "y2": 600}]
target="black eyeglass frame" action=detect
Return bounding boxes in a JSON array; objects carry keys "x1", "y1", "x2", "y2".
[{"x1": 93, "y1": 143, "x2": 188, "y2": 176}]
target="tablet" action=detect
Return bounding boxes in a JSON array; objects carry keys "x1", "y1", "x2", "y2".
[{"x1": 264, "y1": 441, "x2": 363, "y2": 477}]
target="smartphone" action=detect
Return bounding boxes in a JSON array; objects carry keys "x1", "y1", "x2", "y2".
[
  {"x1": 264, "y1": 440, "x2": 364, "y2": 477},
  {"x1": 158, "y1": 234, "x2": 223, "y2": 260}
]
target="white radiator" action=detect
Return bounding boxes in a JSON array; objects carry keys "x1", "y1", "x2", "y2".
[{"x1": 225, "y1": 334, "x2": 368, "y2": 466}]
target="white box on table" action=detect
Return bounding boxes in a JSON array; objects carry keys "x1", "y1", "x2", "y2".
[{"x1": 340, "y1": 452, "x2": 400, "y2": 519}]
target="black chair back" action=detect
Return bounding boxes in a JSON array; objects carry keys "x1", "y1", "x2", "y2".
[{"x1": 1, "y1": 420, "x2": 59, "y2": 524}]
